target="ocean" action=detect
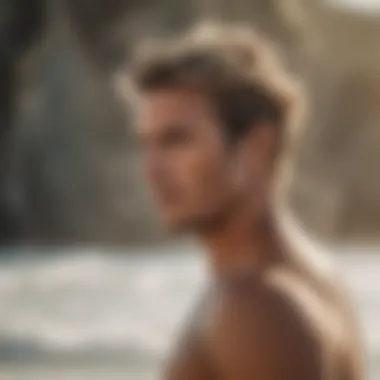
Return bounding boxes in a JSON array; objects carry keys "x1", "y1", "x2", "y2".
[{"x1": 0, "y1": 244, "x2": 378, "y2": 379}]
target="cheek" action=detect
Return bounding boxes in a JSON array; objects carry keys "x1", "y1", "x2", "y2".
[
  {"x1": 168, "y1": 150, "x2": 203, "y2": 191},
  {"x1": 175, "y1": 146, "x2": 228, "y2": 202}
]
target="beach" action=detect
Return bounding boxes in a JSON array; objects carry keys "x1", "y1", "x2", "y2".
[{"x1": 0, "y1": 245, "x2": 378, "y2": 379}]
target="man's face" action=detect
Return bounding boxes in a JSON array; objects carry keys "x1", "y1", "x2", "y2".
[{"x1": 137, "y1": 88, "x2": 265, "y2": 232}]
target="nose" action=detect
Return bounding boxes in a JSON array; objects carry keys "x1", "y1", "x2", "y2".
[{"x1": 145, "y1": 148, "x2": 163, "y2": 183}]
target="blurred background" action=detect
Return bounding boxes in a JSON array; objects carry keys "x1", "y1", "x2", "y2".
[{"x1": 0, "y1": 0, "x2": 379, "y2": 379}]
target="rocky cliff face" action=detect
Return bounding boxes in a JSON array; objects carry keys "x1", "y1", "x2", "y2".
[
  {"x1": 1, "y1": 0, "x2": 379, "y2": 244},
  {"x1": 287, "y1": 3, "x2": 380, "y2": 242}
]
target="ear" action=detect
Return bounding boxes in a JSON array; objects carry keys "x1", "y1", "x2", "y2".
[{"x1": 242, "y1": 124, "x2": 277, "y2": 173}]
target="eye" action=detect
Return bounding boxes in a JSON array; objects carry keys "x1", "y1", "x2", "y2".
[{"x1": 162, "y1": 125, "x2": 191, "y2": 147}]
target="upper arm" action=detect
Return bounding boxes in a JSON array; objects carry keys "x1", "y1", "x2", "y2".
[
  {"x1": 163, "y1": 330, "x2": 216, "y2": 380},
  {"x1": 204, "y1": 281, "x2": 324, "y2": 380}
]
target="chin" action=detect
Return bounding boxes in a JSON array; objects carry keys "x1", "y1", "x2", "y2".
[
  {"x1": 165, "y1": 220, "x2": 193, "y2": 234},
  {"x1": 163, "y1": 215, "x2": 199, "y2": 234},
  {"x1": 164, "y1": 212, "x2": 218, "y2": 235}
]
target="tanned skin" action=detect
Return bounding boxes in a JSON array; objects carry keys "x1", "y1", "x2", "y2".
[{"x1": 137, "y1": 88, "x2": 363, "y2": 380}]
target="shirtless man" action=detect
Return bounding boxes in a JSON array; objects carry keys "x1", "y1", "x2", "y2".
[{"x1": 130, "y1": 23, "x2": 364, "y2": 380}]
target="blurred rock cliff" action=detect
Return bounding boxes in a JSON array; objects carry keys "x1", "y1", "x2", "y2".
[{"x1": 1, "y1": 0, "x2": 379, "y2": 245}]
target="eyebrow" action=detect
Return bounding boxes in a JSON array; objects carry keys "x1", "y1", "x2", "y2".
[{"x1": 139, "y1": 122, "x2": 191, "y2": 143}]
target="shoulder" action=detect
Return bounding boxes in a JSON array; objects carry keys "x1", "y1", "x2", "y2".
[
  {"x1": 208, "y1": 272, "x2": 323, "y2": 341},
  {"x1": 202, "y1": 273, "x2": 324, "y2": 380}
]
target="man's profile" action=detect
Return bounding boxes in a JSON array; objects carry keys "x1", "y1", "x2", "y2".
[{"x1": 129, "y1": 23, "x2": 363, "y2": 380}]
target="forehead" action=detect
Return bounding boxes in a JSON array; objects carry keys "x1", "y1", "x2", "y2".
[{"x1": 137, "y1": 88, "x2": 217, "y2": 133}]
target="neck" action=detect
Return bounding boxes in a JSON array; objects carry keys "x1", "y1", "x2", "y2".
[{"x1": 200, "y1": 196, "x2": 282, "y2": 274}]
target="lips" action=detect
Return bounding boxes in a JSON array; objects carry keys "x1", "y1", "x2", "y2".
[{"x1": 154, "y1": 186, "x2": 181, "y2": 205}]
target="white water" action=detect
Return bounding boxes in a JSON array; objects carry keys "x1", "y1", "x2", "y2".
[{"x1": 0, "y1": 245, "x2": 379, "y2": 379}]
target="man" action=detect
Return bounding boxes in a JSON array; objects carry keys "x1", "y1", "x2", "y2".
[{"x1": 129, "y1": 23, "x2": 363, "y2": 380}]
